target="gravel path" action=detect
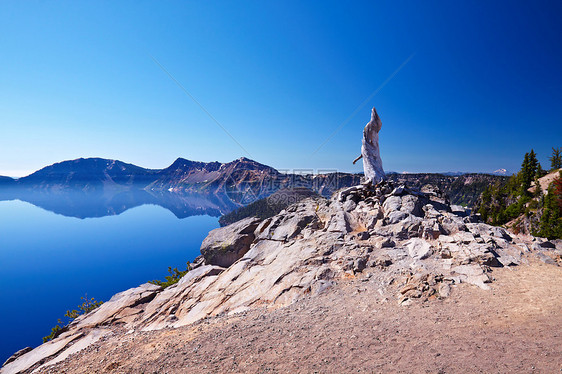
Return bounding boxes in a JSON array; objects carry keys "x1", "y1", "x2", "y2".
[{"x1": 37, "y1": 261, "x2": 562, "y2": 374}]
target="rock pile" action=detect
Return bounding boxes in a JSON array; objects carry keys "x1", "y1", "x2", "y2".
[{"x1": 2, "y1": 183, "x2": 561, "y2": 374}]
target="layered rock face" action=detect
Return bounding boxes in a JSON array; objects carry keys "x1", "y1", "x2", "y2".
[{"x1": 3, "y1": 183, "x2": 560, "y2": 374}]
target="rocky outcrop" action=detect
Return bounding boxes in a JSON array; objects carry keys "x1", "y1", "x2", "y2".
[
  {"x1": 2, "y1": 349, "x2": 31, "y2": 368},
  {"x1": 3, "y1": 182, "x2": 560, "y2": 374},
  {"x1": 200, "y1": 217, "x2": 261, "y2": 267}
]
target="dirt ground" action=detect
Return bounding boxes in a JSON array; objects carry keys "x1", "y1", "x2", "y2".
[{"x1": 37, "y1": 261, "x2": 562, "y2": 374}]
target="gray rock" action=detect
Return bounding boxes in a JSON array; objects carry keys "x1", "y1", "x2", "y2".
[
  {"x1": 497, "y1": 255, "x2": 519, "y2": 267},
  {"x1": 311, "y1": 280, "x2": 335, "y2": 295},
  {"x1": 493, "y1": 245, "x2": 522, "y2": 266},
  {"x1": 452, "y1": 231, "x2": 475, "y2": 244},
  {"x1": 535, "y1": 251, "x2": 556, "y2": 265},
  {"x1": 190, "y1": 254, "x2": 206, "y2": 269},
  {"x1": 363, "y1": 214, "x2": 379, "y2": 230},
  {"x1": 405, "y1": 238, "x2": 433, "y2": 260},
  {"x1": 450, "y1": 205, "x2": 469, "y2": 217},
  {"x1": 464, "y1": 242, "x2": 501, "y2": 267},
  {"x1": 370, "y1": 226, "x2": 393, "y2": 238},
  {"x1": 73, "y1": 283, "x2": 161, "y2": 329},
  {"x1": 353, "y1": 257, "x2": 368, "y2": 272},
  {"x1": 452, "y1": 265, "x2": 491, "y2": 290},
  {"x1": 326, "y1": 211, "x2": 351, "y2": 233},
  {"x1": 463, "y1": 214, "x2": 482, "y2": 223},
  {"x1": 438, "y1": 283, "x2": 451, "y2": 298},
  {"x1": 421, "y1": 220, "x2": 442, "y2": 240},
  {"x1": 440, "y1": 215, "x2": 467, "y2": 235},
  {"x1": 367, "y1": 253, "x2": 392, "y2": 267},
  {"x1": 177, "y1": 265, "x2": 225, "y2": 286},
  {"x1": 200, "y1": 217, "x2": 261, "y2": 267},
  {"x1": 438, "y1": 235, "x2": 456, "y2": 244},
  {"x1": 490, "y1": 226, "x2": 512, "y2": 242},
  {"x1": 254, "y1": 217, "x2": 275, "y2": 239},
  {"x1": 1, "y1": 333, "x2": 85, "y2": 374},
  {"x1": 342, "y1": 199, "x2": 357, "y2": 212},
  {"x1": 390, "y1": 186, "x2": 405, "y2": 196},
  {"x1": 33, "y1": 329, "x2": 110, "y2": 372},
  {"x1": 538, "y1": 240, "x2": 556, "y2": 249},
  {"x1": 270, "y1": 214, "x2": 315, "y2": 241},
  {"x1": 2, "y1": 347, "x2": 32, "y2": 367},
  {"x1": 423, "y1": 204, "x2": 441, "y2": 219},
  {"x1": 382, "y1": 196, "x2": 401, "y2": 212},
  {"x1": 354, "y1": 231, "x2": 370, "y2": 241},
  {"x1": 380, "y1": 237, "x2": 396, "y2": 248},
  {"x1": 337, "y1": 185, "x2": 365, "y2": 202},
  {"x1": 387, "y1": 211, "x2": 409, "y2": 224},
  {"x1": 400, "y1": 194, "x2": 424, "y2": 217},
  {"x1": 389, "y1": 215, "x2": 424, "y2": 239}
]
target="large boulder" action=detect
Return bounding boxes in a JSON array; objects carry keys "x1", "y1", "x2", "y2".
[
  {"x1": 400, "y1": 194, "x2": 425, "y2": 217},
  {"x1": 72, "y1": 283, "x2": 162, "y2": 328},
  {"x1": 2, "y1": 347, "x2": 32, "y2": 367},
  {"x1": 382, "y1": 195, "x2": 402, "y2": 213},
  {"x1": 405, "y1": 238, "x2": 433, "y2": 259},
  {"x1": 200, "y1": 217, "x2": 261, "y2": 267}
]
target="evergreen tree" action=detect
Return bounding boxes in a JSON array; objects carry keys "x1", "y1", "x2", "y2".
[
  {"x1": 549, "y1": 147, "x2": 562, "y2": 171},
  {"x1": 477, "y1": 151, "x2": 562, "y2": 239},
  {"x1": 528, "y1": 150, "x2": 538, "y2": 173},
  {"x1": 535, "y1": 162, "x2": 546, "y2": 179},
  {"x1": 537, "y1": 180, "x2": 562, "y2": 239},
  {"x1": 519, "y1": 151, "x2": 537, "y2": 196},
  {"x1": 555, "y1": 171, "x2": 562, "y2": 209}
]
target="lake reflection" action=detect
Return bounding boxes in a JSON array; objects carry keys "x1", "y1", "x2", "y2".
[
  {"x1": 0, "y1": 191, "x2": 222, "y2": 363},
  {"x1": 0, "y1": 187, "x2": 240, "y2": 219}
]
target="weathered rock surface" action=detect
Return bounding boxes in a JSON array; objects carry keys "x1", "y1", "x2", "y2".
[
  {"x1": 3, "y1": 181, "x2": 559, "y2": 374},
  {"x1": 2, "y1": 349, "x2": 31, "y2": 368},
  {"x1": 200, "y1": 217, "x2": 261, "y2": 267}
]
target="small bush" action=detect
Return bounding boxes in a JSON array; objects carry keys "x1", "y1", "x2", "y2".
[
  {"x1": 43, "y1": 322, "x2": 64, "y2": 343},
  {"x1": 149, "y1": 262, "x2": 192, "y2": 288},
  {"x1": 43, "y1": 294, "x2": 103, "y2": 343}
]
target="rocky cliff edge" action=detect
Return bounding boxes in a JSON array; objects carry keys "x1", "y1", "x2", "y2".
[{"x1": 2, "y1": 182, "x2": 561, "y2": 374}]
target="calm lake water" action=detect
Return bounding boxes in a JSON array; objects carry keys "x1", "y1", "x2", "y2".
[{"x1": 0, "y1": 197, "x2": 219, "y2": 363}]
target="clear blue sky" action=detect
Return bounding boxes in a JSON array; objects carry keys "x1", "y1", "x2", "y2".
[{"x1": 1, "y1": 1, "x2": 561, "y2": 177}]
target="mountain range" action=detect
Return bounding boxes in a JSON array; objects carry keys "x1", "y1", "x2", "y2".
[{"x1": 0, "y1": 157, "x2": 508, "y2": 219}]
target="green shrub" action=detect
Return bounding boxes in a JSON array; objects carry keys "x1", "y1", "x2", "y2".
[
  {"x1": 43, "y1": 322, "x2": 64, "y2": 343},
  {"x1": 477, "y1": 150, "x2": 562, "y2": 239},
  {"x1": 149, "y1": 262, "x2": 192, "y2": 288}
]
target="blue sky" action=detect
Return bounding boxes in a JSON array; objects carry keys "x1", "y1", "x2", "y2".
[{"x1": 1, "y1": 1, "x2": 561, "y2": 177}]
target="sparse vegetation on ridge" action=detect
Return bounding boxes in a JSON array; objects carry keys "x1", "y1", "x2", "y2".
[
  {"x1": 476, "y1": 148, "x2": 562, "y2": 239},
  {"x1": 43, "y1": 295, "x2": 103, "y2": 343},
  {"x1": 149, "y1": 262, "x2": 192, "y2": 288}
]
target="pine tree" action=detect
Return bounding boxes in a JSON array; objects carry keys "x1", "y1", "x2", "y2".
[
  {"x1": 519, "y1": 151, "x2": 535, "y2": 196},
  {"x1": 528, "y1": 150, "x2": 538, "y2": 174},
  {"x1": 537, "y1": 182, "x2": 562, "y2": 239},
  {"x1": 549, "y1": 147, "x2": 562, "y2": 171},
  {"x1": 555, "y1": 171, "x2": 562, "y2": 210},
  {"x1": 535, "y1": 162, "x2": 546, "y2": 179}
]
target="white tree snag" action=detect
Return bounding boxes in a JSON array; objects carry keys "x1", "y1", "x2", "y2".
[{"x1": 354, "y1": 107, "x2": 386, "y2": 185}]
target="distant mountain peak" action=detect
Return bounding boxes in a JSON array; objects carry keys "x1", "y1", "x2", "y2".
[{"x1": 492, "y1": 168, "x2": 509, "y2": 176}]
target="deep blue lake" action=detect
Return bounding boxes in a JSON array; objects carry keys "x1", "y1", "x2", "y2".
[{"x1": 0, "y1": 197, "x2": 219, "y2": 363}]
